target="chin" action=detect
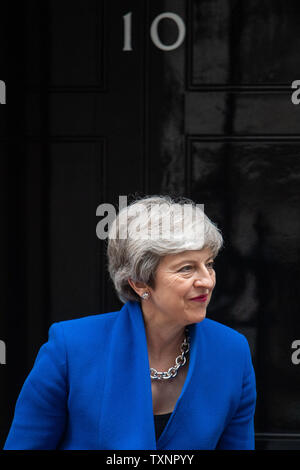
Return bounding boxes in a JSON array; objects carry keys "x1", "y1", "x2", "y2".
[
  {"x1": 185, "y1": 309, "x2": 207, "y2": 325},
  {"x1": 194, "y1": 311, "x2": 206, "y2": 323}
]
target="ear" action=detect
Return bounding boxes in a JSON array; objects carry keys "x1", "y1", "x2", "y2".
[{"x1": 128, "y1": 279, "x2": 149, "y2": 298}]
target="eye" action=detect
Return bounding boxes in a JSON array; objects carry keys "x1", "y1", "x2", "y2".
[
  {"x1": 178, "y1": 265, "x2": 193, "y2": 273},
  {"x1": 206, "y1": 261, "x2": 215, "y2": 270}
]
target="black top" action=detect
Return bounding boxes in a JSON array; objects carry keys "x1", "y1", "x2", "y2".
[{"x1": 154, "y1": 413, "x2": 172, "y2": 440}]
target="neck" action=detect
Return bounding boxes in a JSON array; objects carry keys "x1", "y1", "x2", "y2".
[{"x1": 141, "y1": 302, "x2": 186, "y2": 362}]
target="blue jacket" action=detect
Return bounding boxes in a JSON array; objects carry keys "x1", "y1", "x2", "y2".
[{"x1": 4, "y1": 301, "x2": 256, "y2": 450}]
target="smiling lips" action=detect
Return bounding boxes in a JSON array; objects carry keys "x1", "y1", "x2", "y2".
[{"x1": 190, "y1": 295, "x2": 208, "y2": 303}]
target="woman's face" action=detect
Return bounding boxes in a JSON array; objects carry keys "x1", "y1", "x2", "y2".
[{"x1": 146, "y1": 247, "x2": 216, "y2": 327}]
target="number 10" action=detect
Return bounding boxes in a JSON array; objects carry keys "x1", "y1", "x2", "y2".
[{"x1": 123, "y1": 11, "x2": 186, "y2": 52}]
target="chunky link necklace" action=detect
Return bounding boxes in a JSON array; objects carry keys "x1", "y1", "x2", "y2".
[{"x1": 150, "y1": 328, "x2": 190, "y2": 380}]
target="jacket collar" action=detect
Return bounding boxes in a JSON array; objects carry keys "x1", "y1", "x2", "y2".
[{"x1": 98, "y1": 301, "x2": 199, "y2": 450}]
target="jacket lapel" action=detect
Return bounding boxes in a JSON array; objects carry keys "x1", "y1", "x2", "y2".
[
  {"x1": 98, "y1": 301, "x2": 156, "y2": 450},
  {"x1": 156, "y1": 320, "x2": 198, "y2": 449}
]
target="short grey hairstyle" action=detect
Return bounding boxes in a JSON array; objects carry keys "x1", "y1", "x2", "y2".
[{"x1": 107, "y1": 195, "x2": 223, "y2": 303}]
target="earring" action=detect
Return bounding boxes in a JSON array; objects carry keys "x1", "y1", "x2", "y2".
[{"x1": 141, "y1": 292, "x2": 150, "y2": 300}]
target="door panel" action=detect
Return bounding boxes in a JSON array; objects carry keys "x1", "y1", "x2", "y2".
[{"x1": 1, "y1": 0, "x2": 300, "y2": 450}]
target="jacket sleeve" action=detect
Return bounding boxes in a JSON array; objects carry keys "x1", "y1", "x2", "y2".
[
  {"x1": 3, "y1": 323, "x2": 68, "y2": 450},
  {"x1": 216, "y1": 336, "x2": 257, "y2": 450}
]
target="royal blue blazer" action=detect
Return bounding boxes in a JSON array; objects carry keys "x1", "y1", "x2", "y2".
[{"x1": 4, "y1": 301, "x2": 256, "y2": 450}]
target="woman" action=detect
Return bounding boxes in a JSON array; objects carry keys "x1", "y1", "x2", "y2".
[{"x1": 4, "y1": 195, "x2": 256, "y2": 450}]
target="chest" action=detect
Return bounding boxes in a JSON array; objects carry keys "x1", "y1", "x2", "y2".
[{"x1": 151, "y1": 364, "x2": 189, "y2": 414}]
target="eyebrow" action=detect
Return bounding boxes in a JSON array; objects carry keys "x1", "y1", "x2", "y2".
[{"x1": 171, "y1": 256, "x2": 214, "y2": 269}]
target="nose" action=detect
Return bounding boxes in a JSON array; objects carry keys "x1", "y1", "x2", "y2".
[{"x1": 193, "y1": 269, "x2": 215, "y2": 290}]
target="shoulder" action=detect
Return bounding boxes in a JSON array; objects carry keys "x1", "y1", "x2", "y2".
[
  {"x1": 199, "y1": 317, "x2": 251, "y2": 359},
  {"x1": 196, "y1": 319, "x2": 255, "y2": 389},
  {"x1": 48, "y1": 310, "x2": 120, "y2": 346},
  {"x1": 201, "y1": 317, "x2": 245, "y2": 340}
]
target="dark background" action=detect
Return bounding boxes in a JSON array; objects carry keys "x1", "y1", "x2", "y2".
[{"x1": 1, "y1": 0, "x2": 300, "y2": 450}]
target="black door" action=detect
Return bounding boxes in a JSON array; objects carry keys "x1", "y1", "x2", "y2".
[{"x1": 1, "y1": 0, "x2": 300, "y2": 450}]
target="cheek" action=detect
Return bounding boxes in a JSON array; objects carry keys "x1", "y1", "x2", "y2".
[
  {"x1": 209, "y1": 276, "x2": 216, "y2": 295},
  {"x1": 176, "y1": 278, "x2": 195, "y2": 300},
  {"x1": 161, "y1": 276, "x2": 190, "y2": 300}
]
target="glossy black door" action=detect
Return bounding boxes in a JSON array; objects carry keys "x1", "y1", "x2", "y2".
[{"x1": 1, "y1": 0, "x2": 300, "y2": 450}]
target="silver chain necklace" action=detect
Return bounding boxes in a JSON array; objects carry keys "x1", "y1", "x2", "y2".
[{"x1": 150, "y1": 328, "x2": 190, "y2": 380}]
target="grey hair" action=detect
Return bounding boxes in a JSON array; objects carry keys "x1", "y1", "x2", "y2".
[{"x1": 107, "y1": 195, "x2": 223, "y2": 303}]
